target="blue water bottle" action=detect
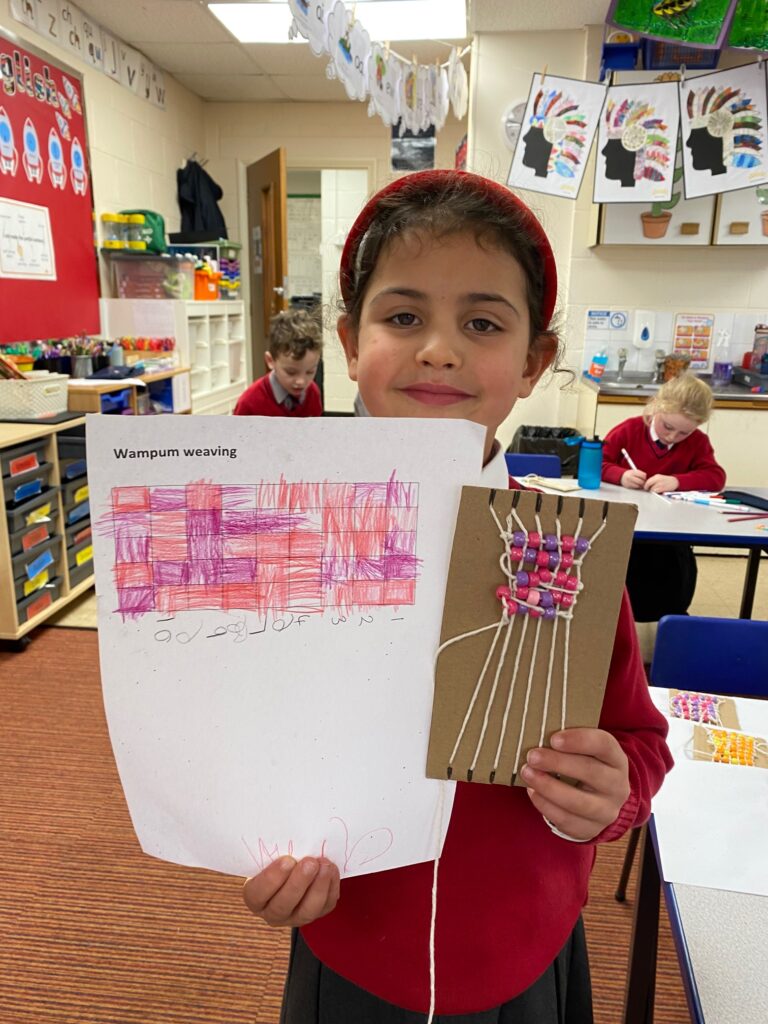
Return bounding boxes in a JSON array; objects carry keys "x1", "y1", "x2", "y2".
[{"x1": 578, "y1": 436, "x2": 603, "y2": 490}]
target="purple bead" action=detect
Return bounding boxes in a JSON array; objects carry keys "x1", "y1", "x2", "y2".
[
  {"x1": 539, "y1": 591, "x2": 554, "y2": 608},
  {"x1": 548, "y1": 552, "x2": 559, "y2": 569},
  {"x1": 543, "y1": 607, "x2": 556, "y2": 620},
  {"x1": 512, "y1": 531, "x2": 526, "y2": 547},
  {"x1": 543, "y1": 534, "x2": 558, "y2": 551},
  {"x1": 516, "y1": 571, "x2": 529, "y2": 587},
  {"x1": 524, "y1": 547, "x2": 537, "y2": 563},
  {"x1": 575, "y1": 537, "x2": 590, "y2": 555}
]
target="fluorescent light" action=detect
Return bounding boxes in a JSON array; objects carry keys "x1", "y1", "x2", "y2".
[{"x1": 208, "y1": 1, "x2": 467, "y2": 44}]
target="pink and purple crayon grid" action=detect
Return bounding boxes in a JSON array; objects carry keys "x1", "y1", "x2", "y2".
[{"x1": 109, "y1": 478, "x2": 420, "y2": 617}]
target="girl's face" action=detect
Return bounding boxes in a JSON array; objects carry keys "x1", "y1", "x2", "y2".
[
  {"x1": 338, "y1": 229, "x2": 555, "y2": 461},
  {"x1": 653, "y1": 411, "x2": 698, "y2": 446}
]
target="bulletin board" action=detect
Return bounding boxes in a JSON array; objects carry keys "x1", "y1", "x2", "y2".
[{"x1": 0, "y1": 27, "x2": 99, "y2": 343}]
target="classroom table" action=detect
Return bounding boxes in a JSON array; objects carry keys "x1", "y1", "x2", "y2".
[
  {"x1": 524, "y1": 482, "x2": 768, "y2": 618},
  {"x1": 623, "y1": 820, "x2": 767, "y2": 1024}
]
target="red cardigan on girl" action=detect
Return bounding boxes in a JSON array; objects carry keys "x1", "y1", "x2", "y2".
[{"x1": 601, "y1": 415, "x2": 725, "y2": 491}]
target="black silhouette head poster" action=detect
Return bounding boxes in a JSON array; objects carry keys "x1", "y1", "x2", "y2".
[
  {"x1": 679, "y1": 63, "x2": 768, "y2": 199},
  {"x1": 507, "y1": 73, "x2": 606, "y2": 200},
  {"x1": 594, "y1": 81, "x2": 679, "y2": 205}
]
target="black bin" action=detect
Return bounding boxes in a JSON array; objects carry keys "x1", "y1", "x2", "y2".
[{"x1": 508, "y1": 426, "x2": 582, "y2": 477}]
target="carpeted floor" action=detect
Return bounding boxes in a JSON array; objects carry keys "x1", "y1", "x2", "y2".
[{"x1": 0, "y1": 626, "x2": 690, "y2": 1023}]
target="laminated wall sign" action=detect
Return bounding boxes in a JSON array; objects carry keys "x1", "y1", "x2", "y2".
[
  {"x1": 0, "y1": 28, "x2": 99, "y2": 342},
  {"x1": 427, "y1": 488, "x2": 637, "y2": 786}
]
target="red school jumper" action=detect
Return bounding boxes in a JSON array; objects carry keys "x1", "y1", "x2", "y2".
[
  {"x1": 302, "y1": 477, "x2": 672, "y2": 1015},
  {"x1": 233, "y1": 374, "x2": 323, "y2": 417},
  {"x1": 601, "y1": 416, "x2": 725, "y2": 491}
]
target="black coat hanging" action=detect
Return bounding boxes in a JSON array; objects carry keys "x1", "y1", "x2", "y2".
[{"x1": 176, "y1": 159, "x2": 228, "y2": 239}]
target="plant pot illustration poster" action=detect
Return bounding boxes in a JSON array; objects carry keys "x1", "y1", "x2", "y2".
[
  {"x1": 593, "y1": 80, "x2": 680, "y2": 205},
  {"x1": 679, "y1": 62, "x2": 768, "y2": 199},
  {"x1": 507, "y1": 73, "x2": 607, "y2": 200}
]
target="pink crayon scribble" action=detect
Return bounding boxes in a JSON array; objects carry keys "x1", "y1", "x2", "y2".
[
  {"x1": 242, "y1": 817, "x2": 394, "y2": 876},
  {"x1": 99, "y1": 473, "x2": 421, "y2": 619}
]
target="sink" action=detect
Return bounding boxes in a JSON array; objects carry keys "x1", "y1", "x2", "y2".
[{"x1": 600, "y1": 380, "x2": 659, "y2": 391}]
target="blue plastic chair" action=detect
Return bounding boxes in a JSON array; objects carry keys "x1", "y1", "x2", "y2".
[
  {"x1": 504, "y1": 452, "x2": 562, "y2": 478},
  {"x1": 650, "y1": 615, "x2": 768, "y2": 696},
  {"x1": 616, "y1": 614, "x2": 768, "y2": 903}
]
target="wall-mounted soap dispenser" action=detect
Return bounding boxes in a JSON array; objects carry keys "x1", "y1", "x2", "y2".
[{"x1": 633, "y1": 310, "x2": 656, "y2": 350}]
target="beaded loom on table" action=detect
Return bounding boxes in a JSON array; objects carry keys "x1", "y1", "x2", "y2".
[
  {"x1": 691, "y1": 726, "x2": 768, "y2": 769},
  {"x1": 426, "y1": 488, "x2": 637, "y2": 787},
  {"x1": 668, "y1": 689, "x2": 740, "y2": 730}
]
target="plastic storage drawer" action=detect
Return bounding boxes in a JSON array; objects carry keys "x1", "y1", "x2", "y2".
[
  {"x1": 57, "y1": 434, "x2": 87, "y2": 480},
  {"x1": 67, "y1": 536, "x2": 94, "y2": 572},
  {"x1": 2, "y1": 462, "x2": 54, "y2": 506},
  {"x1": 14, "y1": 564, "x2": 56, "y2": 601},
  {"x1": 100, "y1": 389, "x2": 133, "y2": 414},
  {"x1": 68, "y1": 560, "x2": 94, "y2": 589},
  {"x1": 64, "y1": 518, "x2": 91, "y2": 549},
  {"x1": 0, "y1": 438, "x2": 48, "y2": 478},
  {"x1": 12, "y1": 534, "x2": 61, "y2": 582},
  {"x1": 61, "y1": 475, "x2": 89, "y2": 508},
  {"x1": 5, "y1": 486, "x2": 60, "y2": 533},
  {"x1": 16, "y1": 577, "x2": 62, "y2": 623},
  {"x1": 65, "y1": 499, "x2": 90, "y2": 525},
  {"x1": 8, "y1": 508, "x2": 60, "y2": 556}
]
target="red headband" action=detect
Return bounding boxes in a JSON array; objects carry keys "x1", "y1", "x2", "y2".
[{"x1": 339, "y1": 170, "x2": 557, "y2": 329}]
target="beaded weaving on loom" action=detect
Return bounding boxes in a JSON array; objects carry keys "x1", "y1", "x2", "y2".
[
  {"x1": 691, "y1": 725, "x2": 768, "y2": 769},
  {"x1": 670, "y1": 690, "x2": 724, "y2": 726},
  {"x1": 427, "y1": 489, "x2": 637, "y2": 787}
]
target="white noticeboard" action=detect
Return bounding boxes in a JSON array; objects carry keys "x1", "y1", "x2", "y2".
[{"x1": 87, "y1": 416, "x2": 486, "y2": 879}]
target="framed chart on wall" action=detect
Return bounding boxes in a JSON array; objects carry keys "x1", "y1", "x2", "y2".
[{"x1": 0, "y1": 27, "x2": 99, "y2": 343}]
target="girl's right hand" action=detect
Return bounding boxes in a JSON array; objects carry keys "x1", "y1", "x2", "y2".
[
  {"x1": 242, "y1": 856, "x2": 340, "y2": 928},
  {"x1": 621, "y1": 468, "x2": 647, "y2": 489}
]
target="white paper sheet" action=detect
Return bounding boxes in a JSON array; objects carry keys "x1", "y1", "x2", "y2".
[
  {"x1": 650, "y1": 687, "x2": 768, "y2": 896},
  {"x1": 87, "y1": 416, "x2": 486, "y2": 879}
]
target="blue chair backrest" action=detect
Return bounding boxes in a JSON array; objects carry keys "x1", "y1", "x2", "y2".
[
  {"x1": 650, "y1": 615, "x2": 768, "y2": 696},
  {"x1": 504, "y1": 452, "x2": 562, "y2": 478}
]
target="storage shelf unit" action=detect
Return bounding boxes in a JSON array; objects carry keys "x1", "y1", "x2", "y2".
[
  {"x1": 0, "y1": 419, "x2": 93, "y2": 641},
  {"x1": 100, "y1": 299, "x2": 246, "y2": 415}
]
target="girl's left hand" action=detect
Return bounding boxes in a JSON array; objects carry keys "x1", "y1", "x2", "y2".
[
  {"x1": 520, "y1": 728, "x2": 630, "y2": 841},
  {"x1": 644, "y1": 473, "x2": 678, "y2": 494}
]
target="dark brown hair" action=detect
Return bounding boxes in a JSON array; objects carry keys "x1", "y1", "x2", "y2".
[{"x1": 268, "y1": 308, "x2": 322, "y2": 360}]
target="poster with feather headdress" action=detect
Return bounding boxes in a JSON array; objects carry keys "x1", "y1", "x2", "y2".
[
  {"x1": 594, "y1": 81, "x2": 679, "y2": 204},
  {"x1": 507, "y1": 73, "x2": 607, "y2": 200},
  {"x1": 679, "y1": 63, "x2": 768, "y2": 199}
]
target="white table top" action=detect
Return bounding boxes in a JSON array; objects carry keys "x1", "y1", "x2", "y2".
[
  {"x1": 672, "y1": 883, "x2": 767, "y2": 1024},
  {"x1": 523, "y1": 481, "x2": 768, "y2": 547}
]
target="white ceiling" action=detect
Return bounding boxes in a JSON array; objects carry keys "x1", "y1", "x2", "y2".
[{"x1": 72, "y1": 0, "x2": 609, "y2": 102}]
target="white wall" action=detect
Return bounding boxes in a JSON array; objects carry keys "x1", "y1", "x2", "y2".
[
  {"x1": 468, "y1": 30, "x2": 587, "y2": 448},
  {"x1": 0, "y1": 1, "x2": 205, "y2": 295}
]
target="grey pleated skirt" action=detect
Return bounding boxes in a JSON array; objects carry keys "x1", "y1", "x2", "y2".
[{"x1": 279, "y1": 919, "x2": 593, "y2": 1024}]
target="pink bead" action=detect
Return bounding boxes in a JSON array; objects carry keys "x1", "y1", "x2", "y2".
[
  {"x1": 539, "y1": 569, "x2": 552, "y2": 584},
  {"x1": 536, "y1": 550, "x2": 549, "y2": 567},
  {"x1": 530, "y1": 608, "x2": 542, "y2": 618},
  {"x1": 528, "y1": 531, "x2": 541, "y2": 548},
  {"x1": 505, "y1": 599, "x2": 519, "y2": 616},
  {"x1": 528, "y1": 571, "x2": 541, "y2": 588},
  {"x1": 561, "y1": 535, "x2": 575, "y2": 552},
  {"x1": 561, "y1": 552, "x2": 574, "y2": 568},
  {"x1": 510, "y1": 546, "x2": 524, "y2": 562},
  {"x1": 552, "y1": 590, "x2": 563, "y2": 604},
  {"x1": 527, "y1": 590, "x2": 540, "y2": 606},
  {"x1": 561, "y1": 592, "x2": 574, "y2": 609},
  {"x1": 555, "y1": 572, "x2": 568, "y2": 587},
  {"x1": 517, "y1": 586, "x2": 530, "y2": 602},
  {"x1": 565, "y1": 575, "x2": 579, "y2": 592},
  {"x1": 496, "y1": 585, "x2": 511, "y2": 600}
]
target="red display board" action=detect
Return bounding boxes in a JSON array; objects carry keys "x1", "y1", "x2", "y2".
[{"x1": 0, "y1": 28, "x2": 100, "y2": 343}]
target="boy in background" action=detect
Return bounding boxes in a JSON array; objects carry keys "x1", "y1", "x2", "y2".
[{"x1": 234, "y1": 308, "x2": 323, "y2": 417}]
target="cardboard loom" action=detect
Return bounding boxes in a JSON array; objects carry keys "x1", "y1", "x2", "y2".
[
  {"x1": 692, "y1": 726, "x2": 768, "y2": 769},
  {"x1": 427, "y1": 488, "x2": 637, "y2": 787},
  {"x1": 669, "y1": 689, "x2": 740, "y2": 730}
]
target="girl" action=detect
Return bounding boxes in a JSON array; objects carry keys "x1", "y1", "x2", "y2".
[
  {"x1": 602, "y1": 373, "x2": 725, "y2": 622},
  {"x1": 242, "y1": 170, "x2": 672, "y2": 1023}
]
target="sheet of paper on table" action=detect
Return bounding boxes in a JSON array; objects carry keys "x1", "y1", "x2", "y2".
[
  {"x1": 650, "y1": 687, "x2": 768, "y2": 897},
  {"x1": 86, "y1": 415, "x2": 485, "y2": 879}
]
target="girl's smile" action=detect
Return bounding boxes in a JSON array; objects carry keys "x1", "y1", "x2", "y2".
[{"x1": 338, "y1": 229, "x2": 554, "y2": 460}]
